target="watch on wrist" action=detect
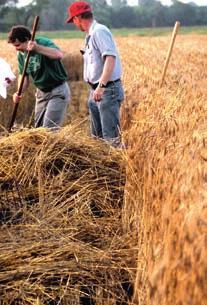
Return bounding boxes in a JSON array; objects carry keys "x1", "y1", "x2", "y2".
[{"x1": 99, "y1": 82, "x2": 107, "y2": 88}]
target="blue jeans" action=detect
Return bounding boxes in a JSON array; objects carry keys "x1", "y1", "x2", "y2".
[
  {"x1": 88, "y1": 80, "x2": 124, "y2": 142},
  {"x1": 35, "y1": 82, "x2": 70, "y2": 128}
]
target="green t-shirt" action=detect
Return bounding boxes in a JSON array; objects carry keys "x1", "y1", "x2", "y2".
[{"x1": 18, "y1": 37, "x2": 68, "y2": 92}]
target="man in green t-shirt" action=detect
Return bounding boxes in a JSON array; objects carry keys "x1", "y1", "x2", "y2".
[{"x1": 8, "y1": 25, "x2": 70, "y2": 129}]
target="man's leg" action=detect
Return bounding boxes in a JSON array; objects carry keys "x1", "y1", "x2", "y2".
[
  {"x1": 43, "y1": 83, "x2": 70, "y2": 129},
  {"x1": 34, "y1": 89, "x2": 49, "y2": 128},
  {"x1": 99, "y1": 82, "x2": 124, "y2": 145}
]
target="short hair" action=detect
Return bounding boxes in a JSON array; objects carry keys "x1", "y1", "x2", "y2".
[
  {"x1": 79, "y1": 11, "x2": 93, "y2": 19},
  {"x1": 8, "y1": 26, "x2": 31, "y2": 43}
]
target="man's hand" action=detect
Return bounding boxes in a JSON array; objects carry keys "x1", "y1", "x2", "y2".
[
  {"x1": 13, "y1": 92, "x2": 22, "y2": 104},
  {"x1": 93, "y1": 86, "x2": 105, "y2": 102},
  {"x1": 27, "y1": 40, "x2": 37, "y2": 52}
]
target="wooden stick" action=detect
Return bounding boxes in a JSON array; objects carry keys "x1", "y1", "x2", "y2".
[
  {"x1": 160, "y1": 21, "x2": 180, "y2": 87},
  {"x1": 8, "y1": 16, "x2": 39, "y2": 132}
]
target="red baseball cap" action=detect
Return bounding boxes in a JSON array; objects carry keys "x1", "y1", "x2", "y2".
[{"x1": 66, "y1": 1, "x2": 92, "y2": 23}]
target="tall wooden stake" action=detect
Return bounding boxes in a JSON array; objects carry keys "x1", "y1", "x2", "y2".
[
  {"x1": 8, "y1": 16, "x2": 39, "y2": 132},
  {"x1": 160, "y1": 21, "x2": 180, "y2": 87}
]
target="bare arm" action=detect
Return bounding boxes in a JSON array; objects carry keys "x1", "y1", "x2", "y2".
[
  {"x1": 13, "y1": 75, "x2": 29, "y2": 103},
  {"x1": 27, "y1": 41, "x2": 63, "y2": 60},
  {"x1": 18, "y1": 75, "x2": 29, "y2": 92},
  {"x1": 99, "y1": 56, "x2": 116, "y2": 85},
  {"x1": 93, "y1": 55, "x2": 116, "y2": 102}
]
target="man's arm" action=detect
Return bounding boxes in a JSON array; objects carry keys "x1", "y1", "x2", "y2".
[
  {"x1": 93, "y1": 55, "x2": 115, "y2": 102},
  {"x1": 13, "y1": 75, "x2": 29, "y2": 104},
  {"x1": 99, "y1": 56, "x2": 115, "y2": 86},
  {"x1": 27, "y1": 41, "x2": 63, "y2": 60}
]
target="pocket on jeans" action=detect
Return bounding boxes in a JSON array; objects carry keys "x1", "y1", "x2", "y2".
[{"x1": 104, "y1": 87, "x2": 115, "y2": 99}]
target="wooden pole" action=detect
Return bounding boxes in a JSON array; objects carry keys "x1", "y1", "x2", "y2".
[
  {"x1": 8, "y1": 16, "x2": 39, "y2": 132},
  {"x1": 160, "y1": 21, "x2": 180, "y2": 87}
]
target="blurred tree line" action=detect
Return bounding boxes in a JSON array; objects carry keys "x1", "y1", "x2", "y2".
[{"x1": 0, "y1": 0, "x2": 207, "y2": 32}]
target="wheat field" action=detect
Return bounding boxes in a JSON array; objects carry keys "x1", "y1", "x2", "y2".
[{"x1": 0, "y1": 34, "x2": 207, "y2": 305}]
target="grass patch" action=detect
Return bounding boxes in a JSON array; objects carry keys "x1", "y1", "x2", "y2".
[
  {"x1": 0, "y1": 26, "x2": 207, "y2": 40},
  {"x1": 111, "y1": 26, "x2": 207, "y2": 36}
]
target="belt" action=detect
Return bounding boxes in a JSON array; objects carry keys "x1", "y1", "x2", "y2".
[{"x1": 88, "y1": 79, "x2": 120, "y2": 90}]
